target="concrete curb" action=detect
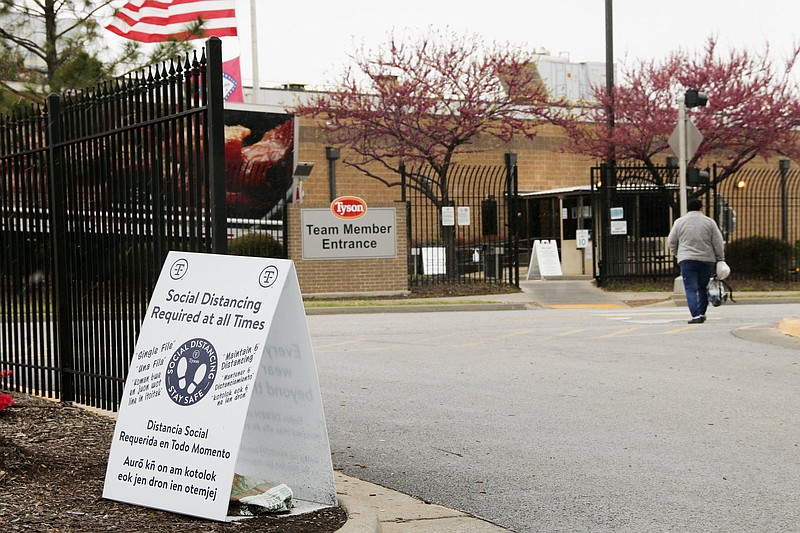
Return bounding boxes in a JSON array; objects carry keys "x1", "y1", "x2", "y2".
[{"x1": 336, "y1": 493, "x2": 382, "y2": 533}]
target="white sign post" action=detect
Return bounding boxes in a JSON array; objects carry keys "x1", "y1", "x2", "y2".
[
  {"x1": 669, "y1": 100, "x2": 704, "y2": 216},
  {"x1": 103, "y1": 252, "x2": 336, "y2": 521}
]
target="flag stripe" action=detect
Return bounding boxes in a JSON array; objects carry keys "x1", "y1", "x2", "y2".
[
  {"x1": 106, "y1": 0, "x2": 238, "y2": 43},
  {"x1": 105, "y1": 26, "x2": 238, "y2": 43},
  {"x1": 113, "y1": 9, "x2": 236, "y2": 27}
]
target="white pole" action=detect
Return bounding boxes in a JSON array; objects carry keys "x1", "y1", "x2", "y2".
[
  {"x1": 678, "y1": 98, "x2": 687, "y2": 216},
  {"x1": 674, "y1": 97, "x2": 688, "y2": 295},
  {"x1": 249, "y1": 0, "x2": 260, "y2": 103}
]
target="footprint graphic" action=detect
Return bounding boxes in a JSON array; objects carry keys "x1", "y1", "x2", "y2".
[
  {"x1": 177, "y1": 356, "x2": 188, "y2": 390},
  {"x1": 186, "y1": 363, "x2": 207, "y2": 395}
]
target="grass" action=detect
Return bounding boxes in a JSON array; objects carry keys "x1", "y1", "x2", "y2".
[
  {"x1": 302, "y1": 282, "x2": 520, "y2": 308},
  {"x1": 303, "y1": 298, "x2": 494, "y2": 308}
]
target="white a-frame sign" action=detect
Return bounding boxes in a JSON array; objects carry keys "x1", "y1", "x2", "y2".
[
  {"x1": 526, "y1": 239, "x2": 563, "y2": 280},
  {"x1": 103, "y1": 252, "x2": 336, "y2": 521}
]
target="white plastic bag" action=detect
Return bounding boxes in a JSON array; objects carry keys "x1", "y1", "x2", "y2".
[
  {"x1": 716, "y1": 261, "x2": 731, "y2": 280},
  {"x1": 707, "y1": 277, "x2": 727, "y2": 307}
]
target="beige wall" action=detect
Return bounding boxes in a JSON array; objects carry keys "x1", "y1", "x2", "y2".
[{"x1": 295, "y1": 119, "x2": 596, "y2": 205}]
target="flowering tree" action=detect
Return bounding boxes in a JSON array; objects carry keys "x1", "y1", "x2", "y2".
[
  {"x1": 293, "y1": 29, "x2": 562, "y2": 277},
  {"x1": 560, "y1": 38, "x2": 800, "y2": 210}
]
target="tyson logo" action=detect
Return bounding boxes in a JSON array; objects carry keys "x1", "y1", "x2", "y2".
[{"x1": 331, "y1": 196, "x2": 368, "y2": 219}]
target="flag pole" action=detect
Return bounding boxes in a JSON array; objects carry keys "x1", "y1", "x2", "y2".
[{"x1": 250, "y1": 0, "x2": 260, "y2": 103}]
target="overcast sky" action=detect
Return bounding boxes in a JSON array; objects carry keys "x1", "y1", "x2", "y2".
[{"x1": 227, "y1": 0, "x2": 800, "y2": 88}]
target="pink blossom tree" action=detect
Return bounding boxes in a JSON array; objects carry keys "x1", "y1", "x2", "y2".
[
  {"x1": 560, "y1": 38, "x2": 800, "y2": 211},
  {"x1": 293, "y1": 29, "x2": 562, "y2": 278}
]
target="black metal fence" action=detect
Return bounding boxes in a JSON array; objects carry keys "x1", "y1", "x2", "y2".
[
  {"x1": 592, "y1": 161, "x2": 800, "y2": 285},
  {"x1": 0, "y1": 39, "x2": 228, "y2": 411},
  {"x1": 713, "y1": 162, "x2": 800, "y2": 282},
  {"x1": 402, "y1": 154, "x2": 519, "y2": 287},
  {"x1": 592, "y1": 163, "x2": 680, "y2": 283}
]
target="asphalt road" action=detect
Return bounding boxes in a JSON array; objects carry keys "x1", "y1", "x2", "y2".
[{"x1": 309, "y1": 303, "x2": 800, "y2": 533}]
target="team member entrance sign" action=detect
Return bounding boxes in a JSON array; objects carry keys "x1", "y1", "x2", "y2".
[
  {"x1": 103, "y1": 252, "x2": 336, "y2": 521},
  {"x1": 301, "y1": 197, "x2": 397, "y2": 260}
]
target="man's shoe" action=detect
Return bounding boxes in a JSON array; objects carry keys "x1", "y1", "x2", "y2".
[{"x1": 688, "y1": 316, "x2": 706, "y2": 324}]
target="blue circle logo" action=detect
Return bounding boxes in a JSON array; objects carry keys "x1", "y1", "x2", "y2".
[{"x1": 164, "y1": 338, "x2": 218, "y2": 406}]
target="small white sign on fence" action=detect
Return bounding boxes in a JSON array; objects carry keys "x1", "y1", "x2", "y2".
[
  {"x1": 103, "y1": 252, "x2": 336, "y2": 521},
  {"x1": 421, "y1": 246, "x2": 446, "y2": 275}
]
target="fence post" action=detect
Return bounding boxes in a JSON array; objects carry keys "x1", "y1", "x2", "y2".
[
  {"x1": 598, "y1": 163, "x2": 609, "y2": 285},
  {"x1": 46, "y1": 93, "x2": 74, "y2": 403},
  {"x1": 780, "y1": 159, "x2": 790, "y2": 243},
  {"x1": 400, "y1": 161, "x2": 412, "y2": 284},
  {"x1": 205, "y1": 37, "x2": 227, "y2": 254},
  {"x1": 504, "y1": 153, "x2": 519, "y2": 287}
]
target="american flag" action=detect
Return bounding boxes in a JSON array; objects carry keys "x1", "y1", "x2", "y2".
[
  {"x1": 106, "y1": 0, "x2": 238, "y2": 43},
  {"x1": 106, "y1": 0, "x2": 244, "y2": 102}
]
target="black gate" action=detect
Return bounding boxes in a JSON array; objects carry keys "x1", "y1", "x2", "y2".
[
  {"x1": 592, "y1": 163, "x2": 680, "y2": 283},
  {"x1": 402, "y1": 154, "x2": 519, "y2": 287},
  {"x1": 0, "y1": 39, "x2": 227, "y2": 411}
]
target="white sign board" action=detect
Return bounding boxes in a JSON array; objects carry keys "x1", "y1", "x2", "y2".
[
  {"x1": 457, "y1": 206, "x2": 470, "y2": 226},
  {"x1": 576, "y1": 229, "x2": 590, "y2": 249},
  {"x1": 526, "y1": 239, "x2": 563, "y2": 280},
  {"x1": 421, "y1": 246, "x2": 446, "y2": 275},
  {"x1": 301, "y1": 207, "x2": 397, "y2": 260},
  {"x1": 610, "y1": 220, "x2": 628, "y2": 235},
  {"x1": 103, "y1": 252, "x2": 336, "y2": 521},
  {"x1": 441, "y1": 206, "x2": 455, "y2": 227}
]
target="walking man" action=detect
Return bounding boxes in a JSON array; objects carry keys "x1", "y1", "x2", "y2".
[{"x1": 668, "y1": 198, "x2": 726, "y2": 324}]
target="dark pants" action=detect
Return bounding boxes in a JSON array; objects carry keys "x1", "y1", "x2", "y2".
[{"x1": 679, "y1": 260, "x2": 715, "y2": 318}]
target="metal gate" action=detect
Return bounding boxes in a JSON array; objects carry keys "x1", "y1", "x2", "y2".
[
  {"x1": 402, "y1": 153, "x2": 519, "y2": 287},
  {"x1": 0, "y1": 39, "x2": 227, "y2": 411},
  {"x1": 592, "y1": 163, "x2": 680, "y2": 283}
]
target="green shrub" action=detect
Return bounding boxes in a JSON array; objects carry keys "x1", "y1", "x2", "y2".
[
  {"x1": 228, "y1": 232, "x2": 283, "y2": 258},
  {"x1": 726, "y1": 237, "x2": 794, "y2": 280}
]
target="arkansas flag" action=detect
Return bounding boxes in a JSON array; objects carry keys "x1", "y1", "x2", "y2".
[{"x1": 106, "y1": 0, "x2": 244, "y2": 102}]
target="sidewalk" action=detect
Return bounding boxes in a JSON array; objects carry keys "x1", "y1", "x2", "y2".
[
  {"x1": 336, "y1": 472, "x2": 509, "y2": 533},
  {"x1": 306, "y1": 278, "x2": 800, "y2": 316}
]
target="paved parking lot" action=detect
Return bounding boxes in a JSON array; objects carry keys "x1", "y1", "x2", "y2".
[{"x1": 310, "y1": 301, "x2": 800, "y2": 532}]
